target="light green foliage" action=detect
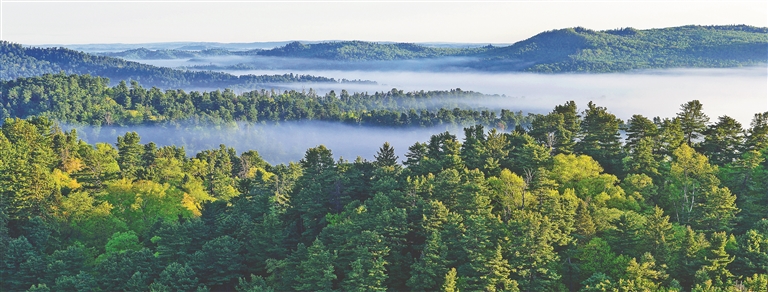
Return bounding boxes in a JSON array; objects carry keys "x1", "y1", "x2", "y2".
[
  {"x1": 1, "y1": 96, "x2": 767, "y2": 292},
  {"x1": 0, "y1": 118, "x2": 57, "y2": 223},
  {"x1": 667, "y1": 144, "x2": 738, "y2": 231},
  {"x1": 694, "y1": 232, "x2": 735, "y2": 290},
  {"x1": 487, "y1": 169, "x2": 528, "y2": 221},
  {"x1": 443, "y1": 267, "x2": 458, "y2": 292},
  {"x1": 103, "y1": 179, "x2": 191, "y2": 233},
  {"x1": 743, "y1": 273, "x2": 768, "y2": 292},
  {"x1": 548, "y1": 154, "x2": 631, "y2": 209},
  {"x1": 104, "y1": 231, "x2": 142, "y2": 254},
  {"x1": 616, "y1": 253, "x2": 667, "y2": 291}
]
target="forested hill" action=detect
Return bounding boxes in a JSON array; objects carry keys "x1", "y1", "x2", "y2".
[
  {"x1": 0, "y1": 41, "x2": 371, "y2": 89},
  {"x1": 98, "y1": 48, "x2": 263, "y2": 60},
  {"x1": 253, "y1": 25, "x2": 768, "y2": 72},
  {"x1": 477, "y1": 25, "x2": 768, "y2": 72},
  {"x1": 257, "y1": 41, "x2": 491, "y2": 61}
]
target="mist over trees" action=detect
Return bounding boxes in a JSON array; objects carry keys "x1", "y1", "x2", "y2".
[
  {"x1": 0, "y1": 73, "x2": 529, "y2": 129},
  {"x1": 0, "y1": 41, "x2": 373, "y2": 90},
  {"x1": 1, "y1": 80, "x2": 767, "y2": 290},
  {"x1": 1, "y1": 24, "x2": 766, "y2": 291},
  {"x1": 103, "y1": 25, "x2": 768, "y2": 73}
]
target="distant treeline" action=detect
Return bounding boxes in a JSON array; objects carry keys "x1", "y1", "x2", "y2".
[
  {"x1": 98, "y1": 47, "x2": 264, "y2": 60},
  {"x1": 0, "y1": 42, "x2": 375, "y2": 89},
  {"x1": 0, "y1": 73, "x2": 531, "y2": 129},
  {"x1": 100, "y1": 25, "x2": 768, "y2": 73}
]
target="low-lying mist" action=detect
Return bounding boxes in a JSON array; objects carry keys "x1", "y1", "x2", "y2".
[
  {"x1": 64, "y1": 121, "x2": 466, "y2": 165},
  {"x1": 75, "y1": 59, "x2": 765, "y2": 164},
  {"x1": 219, "y1": 66, "x2": 767, "y2": 126},
  {"x1": 129, "y1": 57, "x2": 767, "y2": 127},
  {"x1": 134, "y1": 55, "x2": 484, "y2": 73}
]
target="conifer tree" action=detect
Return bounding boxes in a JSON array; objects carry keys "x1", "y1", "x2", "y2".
[
  {"x1": 374, "y1": 142, "x2": 399, "y2": 168},
  {"x1": 116, "y1": 132, "x2": 144, "y2": 180},
  {"x1": 408, "y1": 231, "x2": 449, "y2": 291},
  {"x1": 677, "y1": 100, "x2": 710, "y2": 146},
  {"x1": 294, "y1": 239, "x2": 336, "y2": 291}
]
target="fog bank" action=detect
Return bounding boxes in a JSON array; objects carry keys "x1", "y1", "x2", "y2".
[
  {"x1": 218, "y1": 67, "x2": 768, "y2": 126},
  {"x1": 65, "y1": 121, "x2": 465, "y2": 165}
]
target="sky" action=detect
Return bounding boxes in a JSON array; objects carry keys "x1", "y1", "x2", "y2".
[{"x1": 1, "y1": 0, "x2": 766, "y2": 45}]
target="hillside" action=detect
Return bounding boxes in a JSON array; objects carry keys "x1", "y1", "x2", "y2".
[
  {"x1": 0, "y1": 41, "x2": 370, "y2": 89},
  {"x1": 257, "y1": 41, "x2": 490, "y2": 61},
  {"x1": 97, "y1": 48, "x2": 262, "y2": 59},
  {"x1": 477, "y1": 25, "x2": 768, "y2": 72},
  {"x1": 224, "y1": 25, "x2": 768, "y2": 72}
]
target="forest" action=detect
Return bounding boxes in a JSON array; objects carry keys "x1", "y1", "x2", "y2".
[
  {"x1": 106, "y1": 25, "x2": 768, "y2": 73},
  {"x1": 0, "y1": 73, "x2": 528, "y2": 129},
  {"x1": 1, "y1": 70, "x2": 767, "y2": 291},
  {"x1": 0, "y1": 42, "x2": 373, "y2": 90},
  {"x1": 3, "y1": 25, "x2": 766, "y2": 91}
]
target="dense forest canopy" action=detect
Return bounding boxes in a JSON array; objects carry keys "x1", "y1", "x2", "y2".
[
  {"x1": 1, "y1": 72, "x2": 767, "y2": 291},
  {"x1": 0, "y1": 73, "x2": 529, "y2": 129},
  {"x1": 0, "y1": 41, "x2": 374, "y2": 90}
]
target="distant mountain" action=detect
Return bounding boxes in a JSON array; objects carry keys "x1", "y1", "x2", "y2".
[{"x1": 0, "y1": 41, "x2": 375, "y2": 89}]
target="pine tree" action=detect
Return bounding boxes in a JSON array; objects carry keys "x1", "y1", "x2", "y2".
[
  {"x1": 573, "y1": 201, "x2": 596, "y2": 241},
  {"x1": 294, "y1": 239, "x2": 336, "y2": 291},
  {"x1": 625, "y1": 114, "x2": 658, "y2": 152},
  {"x1": 616, "y1": 253, "x2": 667, "y2": 291},
  {"x1": 699, "y1": 115, "x2": 744, "y2": 166},
  {"x1": 643, "y1": 206, "x2": 673, "y2": 265},
  {"x1": 677, "y1": 100, "x2": 710, "y2": 146},
  {"x1": 152, "y1": 262, "x2": 199, "y2": 292},
  {"x1": 745, "y1": 112, "x2": 768, "y2": 151},
  {"x1": 116, "y1": 132, "x2": 143, "y2": 180},
  {"x1": 374, "y1": 142, "x2": 399, "y2": 168},
  {"x1": 575, "y1": 102, "x2": 625, "y2": 176},
  {"x1": 407, "y1": 231, "x2": 449, "y2": 291},
  {"x1": 693, "y1": 232, "x2": 735, "y2": 290}
]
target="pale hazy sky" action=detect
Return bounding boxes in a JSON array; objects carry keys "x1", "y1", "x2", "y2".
[{"x1": 1, "y1": 0, "x2": 766, "y2": 45}]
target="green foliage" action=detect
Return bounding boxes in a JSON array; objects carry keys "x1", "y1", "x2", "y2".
[
  {"x1": 0, "y1": 73, "x2": 528, "y2": 130},
  {"x1": 1, "y1": 97, "x2": 767, "y2": 291},
  {"x1": 0, "y1": 41, "x2": 364, "y2": 89}
]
